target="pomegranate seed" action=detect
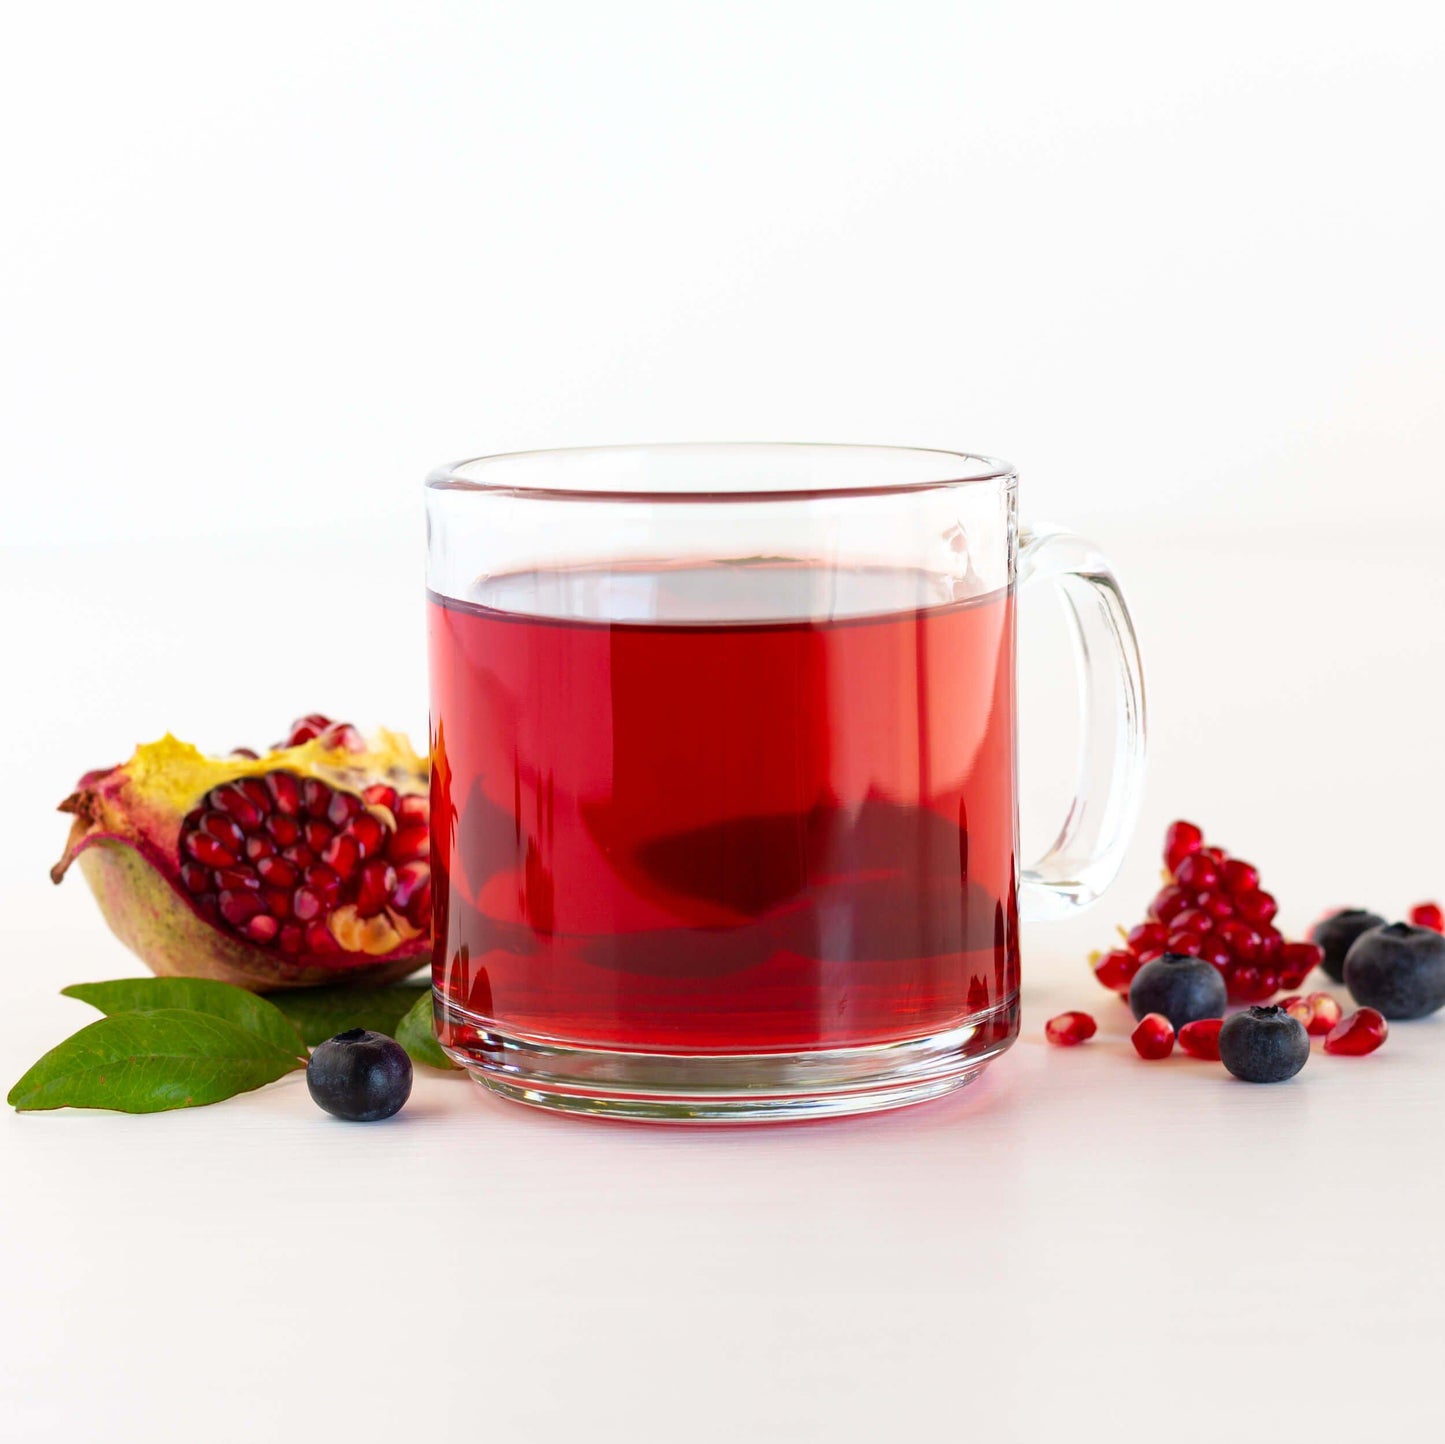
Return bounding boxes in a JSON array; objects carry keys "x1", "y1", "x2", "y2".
[
  {"x1": 1165, "y1": 930, "x2": 1203, "y2": 956},
  {"x1": 243, "y1": 914, "x2": 280, "y2": 944},
  {"x1": 283, "y1": 714, "x2": 333, "y2": 746},
  {"x1": 199, "y1": 811, "x2": 246, "y2": 853},
  {"x1": 1046, "y1": 1011, "x2": 1098, "y2": 1046},
  {"x1": 213, "y1": 865, "x2": 260, "y2": 892},
  {"x1": 322, "y1": 834, "x2": 360, "y2": 878},
  {"x1": 1220, "y1": 858, "x2": 1260, "y2": 897},
  {"x1": 239, "y1": 777, "x2": 272, "y2": 811},
  {"x1": 1304, "y1": 992, "x2": 1342, "y2": 1036},
  {"x1": 1282, "y1": 995, "x2": 1313, "y2": 1028},
  {"x1": 1094, "y1": 948, "x2": 1138, "y2": 992},
  {"x1": 1409, "y1": 902, "x2": 1445, "y2": 933},
  {"x1": 396, "y1": 794, "x2": 429, "y2": 824},
  {"x1": 218, "y1": 889, "x2": 266, "y2": 926},
  {"x1": 263, "y1": 888, "x2": 292, "y2": 919},
  {"x1": 1324, "y1": 1008, "x2": 1388, "y2": 1056},
  {"x1": 1236, "y1": 890, "x2": 1279, "y2": 927},
  {"x1": 1164, "y1": 820, "x2": 1204, "y2": 873},
  {"x1": 301, "y1": 779, "x2": 332, "y2": 818},
  {"x1": 1218, "y1": 920, "x2": 1262, "y2": 963},
  {"x1": 1127, "y1": 922, "x2": 1168, "y2": 954},
  {"x1": 363, "y1": 783, "x2": 399, "y2": 809},
  {"x1": 1256, "y1": 927, "x2": 1283, "y2": 960},
  {"x1": 210, "y1": 784, "x2": 262, "y2": 830},
  {"x1": 303, "y1": 819, "x2": 333, "y2": 853},
  {"x1": 1279, "y1": 940, "x2": 1323, "y2": 989},
  {"x1": 326, "y1": 792, "x2": 362, "y2": 828},
  {"x1": 1178, "y1": 1018, "x2": 1224, "y2": 1060},
  {"x1": 230, "y1": 747, "x2": 260, "y2": 760},
  {"x1": 355, "y1": 858, "x2": 398, "y2": 917},
  {"x1": 183, "y1": 832, "x2": 238, "y2": 869},
  {"x1": 1202, "y1": 846, "x2": 1226, "y2": 865},
  {"x1": 180, "y1": 862, "x2": 210, "y2": 894},
  {"x1": 1135, "y1": 945, "x2": 1166, "y2": 965},
  {"x1": 1230, "y1": 965, "x2": 1264, "y2": 1001},
  {"x1": 266, "y1": 813, "x2": 301, "y2": 846},
  {"x1": 245, "y1": 834, "x2": 277, "y2": 862},
  {"x1": 1174, "y1": 854, "x2": 1219, "y2": 892},
  {"x1": 278, "y1": 924, "x2": 304, "y2": 954},
  {"x1": 1172, "y1": 908, "x2": 1214, "y2": 935},
  {"x1": 304, "y1": 861, "x2": 343, "y2": 900},
  {"x1": 392, "y1": 862, "x2": 431, "y2": 923},
  {"x1": 280, "y1": 843, "x2": 317, "y2": 869},
  {"x1": 291, "y1": 887, "x2": 323, "y2": 922},
  {"x1": 1198, "y1": 937, "x2": 1233, "y2": 969},
  {"x1": 1201, "y1": 893, "x2": 1236, "y2": 922},
  {"x1": 1131, "y1": 1013, "x2": 1175, "y2": 1060},
  {"x1": 304, "y1": 921, "x2": 341, "y2": 954},
  {"x1": 1149, "y1": 885, "x2": 1192, "y2": 924},
  {"x1": 265, "y1": 771, "x2": 301, "y2": 816},
  {"x1": 320, "y1": 722, "x2": 366, "y2": 753},
  {"x1": 349, "y1": 812, "x2": 387, "y2": 857},
  {"x1": 255, "y1": 856, "x2": 299, "y2": 888},
  {"x1": 387, "y1": 824, "x2": 429, "y2": 863}
]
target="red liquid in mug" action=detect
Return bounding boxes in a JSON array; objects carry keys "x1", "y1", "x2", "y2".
[{"x1": 429, "y1": 563, "x2": 1019, "y2": 1054}]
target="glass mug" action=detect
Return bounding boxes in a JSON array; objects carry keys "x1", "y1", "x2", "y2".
[{"x1": 425, "y1": 444, "x2": 1145, "y2": 1120}]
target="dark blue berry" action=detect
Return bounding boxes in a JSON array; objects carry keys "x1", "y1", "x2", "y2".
[
  {"x1": 1343, "y1": 921, "x2": 1445, "y2": 1020},
  {"x1": 1218, "y1": 1005, "x2": 1310, "y2": 1083},
  {"x1": 306, "y1": 1028, "x2": 413, "y2": 1121},
  {"x1": 1128, "y1": 952, "x2": 1227, "y2": 1029},
  {"x1": 1311, "y1": 909, "x2": 1386, "y2": 983}
]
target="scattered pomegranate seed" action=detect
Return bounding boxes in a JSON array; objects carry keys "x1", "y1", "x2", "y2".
[
  {"x1": 1131, "y1": 1013, "x2": 1175, "y2": 1060},
  {"x1": 1303, "y1": 992, "x2": 1343, "y2": 1036},
  {"x1": 1409, "y1": 902, "x2": 1445, "y2": 933},
  {"x1": 1236, "y1": 890, "x2": 1279, "y2": 927},
  {"x1": 1177, "y1": 1018, "x2": 1224, "y2": 1060},
  {"x1": 1045, "y1": 1011, "x2": 1098, "y2": 1046},
  {"x1": 1281, "y1": 995, "x2": 1314, "y2": 1028},
  {"x1": 1323, "y1": 1008, "x2": 1388, "y2": 1057}
]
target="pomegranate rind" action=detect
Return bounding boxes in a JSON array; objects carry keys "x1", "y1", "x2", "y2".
[{"x1": 53, "y1": 731, "x2": 429, "y2": 991}]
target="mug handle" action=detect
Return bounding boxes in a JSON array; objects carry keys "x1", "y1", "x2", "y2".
[{"x1": 1016, "y1": 524, "x2": 1147, "y2": 921}]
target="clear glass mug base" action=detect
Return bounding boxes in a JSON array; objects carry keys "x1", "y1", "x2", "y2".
[{"x1": 437, "y1": 994, "x2": 1020, "y2": 1123}]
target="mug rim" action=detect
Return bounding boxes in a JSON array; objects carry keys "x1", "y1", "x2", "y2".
[{"x1": 426, "y1": 442, "x2": 1016, "y2": 504}]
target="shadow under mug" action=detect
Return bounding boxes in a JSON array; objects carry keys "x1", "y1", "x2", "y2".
[{"x1": 425, "y1": 444, "x2": 1145, "y2": 1120}]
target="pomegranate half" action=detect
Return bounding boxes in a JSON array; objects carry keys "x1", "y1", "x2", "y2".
[{"x1": 53, "y1": 718, "x2": 431, "y2": 990}]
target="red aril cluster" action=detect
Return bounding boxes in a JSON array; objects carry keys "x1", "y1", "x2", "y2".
[
  {"x1": 179, "y1": 766, "x2": 430, "y2": 958},
  {"x1": 1092, "y1": 819, "x2": 1323, "y2": 1004}
]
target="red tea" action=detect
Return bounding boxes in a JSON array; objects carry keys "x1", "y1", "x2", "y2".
[{"x1": 429, "y1": 562, "x2": 1019, "y2": 1055}]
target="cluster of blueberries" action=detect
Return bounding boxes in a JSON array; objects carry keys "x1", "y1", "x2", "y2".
[{"x1": 1130, "y1": 913, "x2": 1445, "y2": 1082}]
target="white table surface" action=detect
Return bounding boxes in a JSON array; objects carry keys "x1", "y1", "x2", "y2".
[{"x1": 4, "y1": 521, "x2": 1443, "y2": 1442}]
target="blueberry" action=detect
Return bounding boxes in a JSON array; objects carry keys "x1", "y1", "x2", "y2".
[
  {"x1": 307, "y1": 1029, "x2": 413, "y2": 1121},
  {"x1": 1218, "y1": 1005, "x2": 1310, "y2": 1083},
  {"x1": 1343, "y1": 921, "x2": 1445, "y2": 1020},
  {"x1": 1310, "y1": 909, "x2": 1386, "y2": 983},
  {"x1": 1128, "y1": 952, "x2": 1227, "y2": 1029}
]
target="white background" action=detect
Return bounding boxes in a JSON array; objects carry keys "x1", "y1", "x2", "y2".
[{"x1": 4, "y1": 3, "x2": 1445, "y2": 1441}]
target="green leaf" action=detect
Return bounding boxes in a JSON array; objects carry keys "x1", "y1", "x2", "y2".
[
  {"x1": 265, "y1": 983, "x2": 429, "y2": 1047},
  {"x1": 62, "y1": 978, "x2": 307, "y2": 1059},
  {"x1": 8, "y1": 1009, "x2": 305, "y2": 1113},
  {"x1": 396, "y1": 990, "x2": 457, "y2": 1070}
]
